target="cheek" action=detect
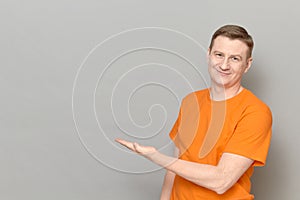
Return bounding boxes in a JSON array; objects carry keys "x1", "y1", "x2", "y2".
[
  {"x1": 207, "y1": 60, "x2": 214, "y2": 72},
  {"x1": 233, "y1": 68, "x2": 245, "y2": 77},
  {"x1": 208, "y1": 58, "x2": 218, "y2": 68}
]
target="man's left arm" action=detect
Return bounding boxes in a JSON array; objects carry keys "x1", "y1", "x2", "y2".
[{"x1": 115, "y1": 139, "x2": 253, "y2": 194}]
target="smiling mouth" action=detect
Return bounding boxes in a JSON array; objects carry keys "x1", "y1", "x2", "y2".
[{"x1": 216, "y1": 70, "x2": 231, "y2": 76}]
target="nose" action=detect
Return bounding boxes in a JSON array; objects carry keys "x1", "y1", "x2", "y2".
[{"x1": 219, "y1": 58, "x2": 230, "y2": 70}]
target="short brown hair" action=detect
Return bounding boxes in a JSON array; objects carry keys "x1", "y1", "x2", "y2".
[{"x1": 209, "y1": 25, "x2": 254, "y2": 58}]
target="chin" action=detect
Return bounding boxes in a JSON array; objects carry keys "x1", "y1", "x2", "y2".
[{"x1": 211, "y1": 78, "x2": 226, "y2": 86}]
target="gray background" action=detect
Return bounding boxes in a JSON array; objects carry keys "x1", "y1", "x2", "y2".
[{"x1": 1, "y1": 0, "x2": 299, "y2": 199}]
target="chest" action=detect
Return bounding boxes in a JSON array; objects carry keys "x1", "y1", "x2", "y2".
[{"x1": 176, "y1": 101, "x2": 244, "y2": 165}]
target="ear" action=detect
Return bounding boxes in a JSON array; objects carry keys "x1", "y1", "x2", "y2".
[
  {"x1": 207, "y1": 48, "x2": 211, "y2": 56},
  {"x1": 244, "y1": 57, "x2": 253, "y2": 73},
  {"x1": 207, "y1": 48, "x2": 211, "y2": 62}
]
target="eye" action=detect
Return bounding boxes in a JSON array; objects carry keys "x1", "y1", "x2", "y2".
[
  {"x1": 231, "y1": 56, "x2": 241, "y2": 62},
  {"x1": 214, "y1": 53, "x2": 223, "y2": 58}
]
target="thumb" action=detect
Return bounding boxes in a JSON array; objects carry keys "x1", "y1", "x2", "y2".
[{"x1": 133, "y1": 142, "x2": 141, "y2": 153}]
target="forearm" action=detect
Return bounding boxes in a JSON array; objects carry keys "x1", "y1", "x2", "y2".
[
  {"x1": 160, "y1": 170, "x2": 175, "y2": 200},
  {"x1": 115, "y1": 139, "x2": 252, "y2": 195},
  {"x1": 148, "y1": 152, "x2": 226, "y2": 194}
]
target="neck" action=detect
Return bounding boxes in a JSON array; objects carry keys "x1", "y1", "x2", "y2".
[{"x1": 209, "y1": 84, "x2": 243, "y2": 101}]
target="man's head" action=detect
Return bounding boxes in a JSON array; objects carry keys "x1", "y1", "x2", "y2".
[
  {"x1": 207, "y1": 25, "x2": 254, "y2": 90},
  {"x1": 209, "y1": 25, "x2": 254, "y2": 59}
]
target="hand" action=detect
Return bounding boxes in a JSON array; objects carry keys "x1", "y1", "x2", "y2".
[
  {"x1": 115, "y1": 138, "x2": 157, "y2": 158},
  {"x1": 115, "y1": 138, "x2": 177, "y2": 169}
]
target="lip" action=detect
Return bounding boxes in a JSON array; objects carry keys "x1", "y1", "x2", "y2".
[{"x1": 216, "y1": 70, "x2": 231, "y2": 76}]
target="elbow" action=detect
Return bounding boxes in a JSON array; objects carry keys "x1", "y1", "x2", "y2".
[
  {"x1": 213, "y1": 179, "x2": 234, "y2": 195},
  {"x1": 215, "y1": 187, "x2": 228, "y2": 195},
  {"x1": 210, "y1": 168, "x2": 236, "y2": 195}
]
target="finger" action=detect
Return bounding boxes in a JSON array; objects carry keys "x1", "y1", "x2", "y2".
[
  {"x1": 115, "y1": 138, "x2": 131, "y2": 147},
  {"x1": 115, "y1": 138, "x2": 136, "y2": 151}
]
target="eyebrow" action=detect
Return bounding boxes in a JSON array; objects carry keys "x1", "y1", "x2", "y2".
[
  {"x1": 230, "y1": 54, "x2": 242, "y2": 59},
  {"x1": 212, "y1": 51, "x2": 243, "y2": 58}
]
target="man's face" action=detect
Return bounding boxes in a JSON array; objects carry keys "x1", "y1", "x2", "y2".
[{"x1": 207, "y1": 36, "x2": 252, "y2": 89}]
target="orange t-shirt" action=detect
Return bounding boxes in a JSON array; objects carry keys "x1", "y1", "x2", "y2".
[{"x1": 169, "y1": 88, "x2": 272, "y2": 200}]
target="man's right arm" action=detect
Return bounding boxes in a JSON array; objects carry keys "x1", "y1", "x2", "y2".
[
  {"x1": 160, "y1": 170, "x2": 175, "y2": 200},
  {"x1": 160, "y1": 147, "x2": 179, "y2": 200}
]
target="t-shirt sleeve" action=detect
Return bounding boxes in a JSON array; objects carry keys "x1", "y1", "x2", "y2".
[
  {"x1": 169, "y1": 107, "x2": 181, "y2": 140},
  {"x1": 224, "y1": 106, "x2": 272, "y2": 166}
]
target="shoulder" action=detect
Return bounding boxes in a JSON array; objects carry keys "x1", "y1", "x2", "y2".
[
  {"x1": 182, "y1": 88, "x2": 209, "y2": 102},
  {"x1": 238, "y1": 89, "x2": 272, "y2": 122},
  {"x1": 177, "y1": 89, "x2": 209, "y2": 111},
  {"x1": 243, "y1": 89, "x2": 271, "y2": 112}
]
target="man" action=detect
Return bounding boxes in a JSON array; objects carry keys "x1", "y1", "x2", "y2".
[{"x1": 116, "y1": 24, "x2": 272, "y2": 199}]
